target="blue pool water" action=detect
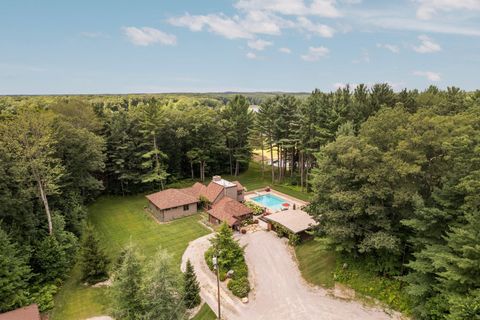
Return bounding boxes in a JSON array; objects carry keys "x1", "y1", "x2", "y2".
[{"x1": 251, "y1": 194, "x2": 289, "y2": 212}]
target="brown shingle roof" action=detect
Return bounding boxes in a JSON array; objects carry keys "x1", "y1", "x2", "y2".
[
  {"x1": 205, "y1": 181, "x2": 224, "y2": 203},
  {"x1": 0, "y1": 304, "x2": 41, "y2": 320},
  {"x1": 179, "y1": 182, "x2": 206, "y2": 198},
  {"x1": 207, "y1": 197, "x2": 253, "y2": 226},
  {"x1": 231, "y1": 180, "x2": 245, "y2": 191},
  {"x1": 146, "y1": 188, "x2": 198, "y2": 210}
]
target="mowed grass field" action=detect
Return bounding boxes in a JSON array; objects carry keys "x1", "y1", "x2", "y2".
[
  {"x1": 51, "y1": 195, "x2": 213, "y2": 320},
  {"x1": 191, "y1": 303, "x2": 217, "y2": 320},
  {"x1": 295, "y1": 239, "x2": 336, "y2": 288}
]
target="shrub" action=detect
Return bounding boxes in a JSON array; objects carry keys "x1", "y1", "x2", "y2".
[
  {"x1": 227, "y1": 277, "x2": 250, "y2": 298},
  {"x1": 244, "y1": 201, "x2": 264, "y2": 215},
  {"x1": 288, "y1": 233, "x2": 301, "y2": 246},
  {"x1": 29, "y1": 283, "x2": 59, "y2": 312},
  {"x1": 198, "y1": 195, "x2": 210, "y2": 210},
  {"x1": 232, "y1": 262, "x2": 248, "y2": 280},
  {"x1": 274, "y1": 224, "x2": 288, "y2": 238}
]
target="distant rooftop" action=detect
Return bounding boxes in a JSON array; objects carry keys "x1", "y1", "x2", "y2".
[{"x1": 212, "y1": 175, "x2": 236, "y2": 188}]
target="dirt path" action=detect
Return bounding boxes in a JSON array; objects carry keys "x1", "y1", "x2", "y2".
[{"x1": 182, "y1": 231, "x2": 400, "y2": 320}]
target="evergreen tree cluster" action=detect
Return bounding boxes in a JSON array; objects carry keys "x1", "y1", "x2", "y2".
[
  {"x1": 307, "y1": 87, "x2": 480, "y2": 318},
  {"x1": 111, "y1": 244, "x2": 200, "y2": 320}
]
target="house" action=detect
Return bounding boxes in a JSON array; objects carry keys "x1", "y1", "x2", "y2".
[
  {"x1": 146, "y1": 176, "x2": 246, "y2": 222},
  {"x1": 146, "y1": 189, "x2": 198, "y2": 222},
  {"x1": 208, "y1": 197, "x2": 253, "y2": 230},
  {"x1": 0, "y1": 304, "x2": 41, "y2": 320}
]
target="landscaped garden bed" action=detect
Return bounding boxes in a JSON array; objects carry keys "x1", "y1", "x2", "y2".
[{"x1": 204, "y1": 223, "x2": 250, "y2": 298}]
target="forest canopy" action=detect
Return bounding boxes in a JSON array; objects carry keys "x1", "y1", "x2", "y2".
[{"x1": 0, "y1": 85, "x2": 479, "y2": 319}]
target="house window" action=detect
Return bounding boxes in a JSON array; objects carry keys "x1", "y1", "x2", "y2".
[
  {"x1": 237, "y1": 190, "x2": 242, "y2": 195},
  {"x1": 183, "y1": 204, "x2": 189, "y2": 211}
]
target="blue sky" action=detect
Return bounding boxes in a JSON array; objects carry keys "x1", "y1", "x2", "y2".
[{"x1": 1, "y1": 0, "x2": 479, "y2": 94}]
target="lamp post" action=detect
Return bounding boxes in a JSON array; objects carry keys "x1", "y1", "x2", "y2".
[{"x1": 212, "y1": 255, "x2": 221, "y2": 319}]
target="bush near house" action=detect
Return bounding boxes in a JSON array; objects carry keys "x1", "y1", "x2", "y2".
[
  {"x1": 272, "y1": 222, "x2": 301, "y2": 246},
  {"x1": 204, "y1": 223, "x2": 250, "y2": 298},
  {"x1": 227, "y1": 277, "x2": 250, "y2": 298},
  {"x1": 244, "y1": 201, "x2": 263, "y2": 216}
]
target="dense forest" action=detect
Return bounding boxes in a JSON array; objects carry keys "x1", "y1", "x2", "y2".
[{"x1": 0, "y1": 85, "x2": 479, "y2": 319}]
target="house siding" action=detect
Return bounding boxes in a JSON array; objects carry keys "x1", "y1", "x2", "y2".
[
  {"x1": 224, "y1": 186, "x2": 237, "y2": 201},
  {"x1": 163, "y1": 203, "x2": 198, "y2": 221},
  {"x1": 148, "y1": 201, "x2": 198, "y2": 222},
  {"x1": 148, "y1": 201, "x2": 164, "y2": 221}
]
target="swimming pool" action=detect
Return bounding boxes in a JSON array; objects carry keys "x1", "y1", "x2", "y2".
[{"x1": 250, "y1": 194, "x2": 289, "y2": 212}]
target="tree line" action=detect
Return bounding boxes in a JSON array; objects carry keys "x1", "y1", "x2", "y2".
[{"x1": 305, "y1": 88, "x2": 480, "y2": 319}]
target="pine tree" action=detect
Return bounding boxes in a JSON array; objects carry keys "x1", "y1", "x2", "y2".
[
  {"x1": 111, "y1": 244, "x2": 144, "y2": 320},
  {"x1": 183, "y1": 259, "x2": 201, "y2": 309},
  {"x1": 142, "y1": 248, "x2": 184, "y2": 320},
  {"x1": 0, "y1": 227, "x2": 31, "y2": 312},
  {"x1": 80, "y1": 224, "x2": 110, "y2": 284}
]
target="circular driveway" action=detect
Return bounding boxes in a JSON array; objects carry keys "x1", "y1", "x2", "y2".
[{"x1": 182, "y1": 231, "x2": 400, "y2": 320}]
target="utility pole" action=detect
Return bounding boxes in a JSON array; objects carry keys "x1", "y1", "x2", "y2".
[{"x1": 212, "y1": 255, "x2": 221, "y2": 319}]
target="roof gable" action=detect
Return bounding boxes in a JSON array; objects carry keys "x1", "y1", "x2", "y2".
[
  {"x1": 205, "y1": 181, "x2": 224, "y2": 203},
  {"x1": 179, "y1": 182, "x2": 206, "y2": 198},
  {"x1": 146, "y1": 188, "x2": 198, "y2": 210},
  {"x1": 207, "y1": 197, "x2": 253, "y2": 226}
]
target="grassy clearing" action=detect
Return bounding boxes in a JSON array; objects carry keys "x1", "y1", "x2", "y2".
[
  {"x1": 191, "y1": 303, "x2": 217, "y2": 320},
  {"x1": 295, "y1": 239, "x2": 336, "y2": 288},
  {"x1": 51, "y1": 195, "x2": 212, "y2": 320},
  {"x1": 295, "y1": 239, "x2": 412, "y2": 315},
  {"x1": 334, "y1": 260, "x2": 412, "y2": 315}
]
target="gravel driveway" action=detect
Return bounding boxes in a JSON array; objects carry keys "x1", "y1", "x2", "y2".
[{"x1": 182, "y1": 231, "x2": 400, "y2": 320}]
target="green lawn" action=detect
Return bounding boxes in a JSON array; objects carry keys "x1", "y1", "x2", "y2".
[
  {"x1": 191, "y1": 303, "x2": 217, "y2": 320},
  {"x1": 295, "y1": 239, "x2": 412, "y2": 315},
  {"x1": 50, "y1": 195, "x2": 212, "y2": 320},
  {"x1": 295, "y1": 239, "x2": 336, "y2": 288}
]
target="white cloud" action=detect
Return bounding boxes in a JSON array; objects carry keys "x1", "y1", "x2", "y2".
[
  {"x1": 123, "y1": 27, "x2": 177, "y2": 46},
  {"x1": 168, "y1": 13, "x2": 253, "y2": 39},
  {"x1": 310, "y1": 0, "x2": 343, "y2": 17},
  {"x1": 247, "y1": 39, "x2": 273, "y2": 50},
  {"x1": 279, "y1": 47, "x2": 292, "y2": 53},
  {"x1": 413, "y1": 35, "x2": 441, "y2": 53},
  {"x1": 296, "y1": 17, "x2": 335, "y2": 37},
  {"x1": 376, "y1": 43, "x2": 399, "y2": 53},
  {"x1": 246, "y1": 52, "x2": 258, "y2": 59},
  {"x1": 413, "y1": 70, "x2": 441, "y2": 81},
  {"x1": 415, "y1": 0, "x2": 480, "y2": 20},
  {"x1": 241, "y1": 10, "x2": 286, "y2": 35},
  {"x1": 301, "y1": 46, "x2": 329, "y2": 61},
  {"x1": 234, "y1": 0, "x2": 342, "y2": 18},
  {"x1": 355, "y1": 10, "x2": 480, "y2": 36}
]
